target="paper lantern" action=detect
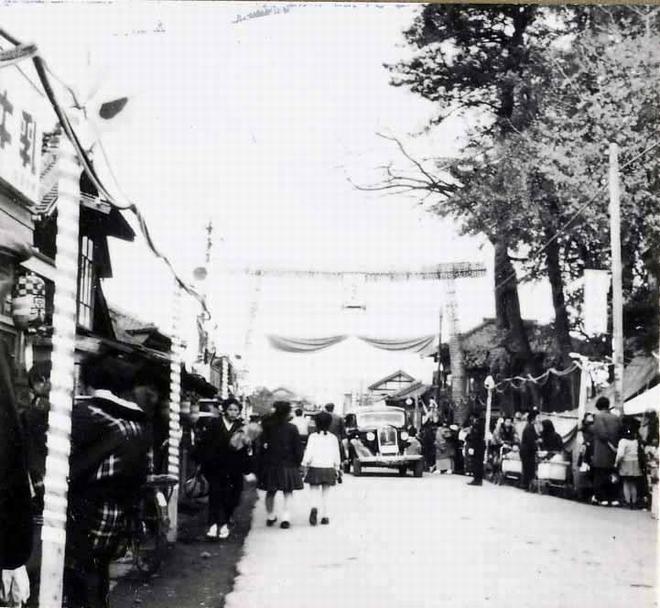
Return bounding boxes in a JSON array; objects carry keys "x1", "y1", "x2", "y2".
[{"x1": 12, "y1": 272, "x2": 46, "y2": 330}]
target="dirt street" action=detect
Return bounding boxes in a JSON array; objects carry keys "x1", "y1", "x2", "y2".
[
  {"x1": 226, "y1": 472, "x2": 657, "y2": 608},
  {"x1": 109, "y1": 484, "x2": 257, "y2": 608}
]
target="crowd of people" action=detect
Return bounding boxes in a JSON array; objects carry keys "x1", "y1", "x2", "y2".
[
  {"x1": 2, "y1": 221, "x2": 658, "y2": 608},
  {"x1": 192, "y1": 401, "x2": 345, "y2": 537},
  {"x1": 416, "y1": 398, "x2": 659, "y2": 514},
  {"x1": 579, "y1": 397, "x2": 659, "y2": 511}
]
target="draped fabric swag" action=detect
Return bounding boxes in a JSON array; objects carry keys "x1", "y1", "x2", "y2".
[
  {"x1": 266, "y1": 334, "x2": 437, "y2": 355},
  {"x1": 357, "y1": 335, "x2": 436, "y2": 354},
  {"x1": 266, "y1": 335, "x2": 348, "y2": 353}
]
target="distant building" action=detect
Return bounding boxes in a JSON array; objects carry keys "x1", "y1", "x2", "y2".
[{"x1": 367, "y1": 369, "x2": 416, "y2": 402}]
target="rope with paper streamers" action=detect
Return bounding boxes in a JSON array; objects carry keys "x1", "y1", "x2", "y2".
[
  {"x1": 493, "y1": 361, "x2": 584, "y2": 394},
  {"x1": 0, "y1": 27, "x2": 209, "y2": 319}
]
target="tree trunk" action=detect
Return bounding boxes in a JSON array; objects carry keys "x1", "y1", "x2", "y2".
[
  {"x1": 492, "y1": 237, "x2": 540, "y2": 408},
  {"x1": 544, "y1": 235, "x2": 579, "y2": 410},
  {"x1": 537, "y1": 185, "x2": 579, "y2": 410}
]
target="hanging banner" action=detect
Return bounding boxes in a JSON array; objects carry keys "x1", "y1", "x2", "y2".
[
  {"x1": 0, "y1": 69, "x2": 43, "y2": 203},
  {"x1": 267, "y1": 334, "x2": 348, "y2": 353},
  {"x1": 267, "y1": 334, "x2": 438, "y2": 355},
  {"x1": 358, "y1": 335, "x2": 437, "y2": 355},
  {"x1": 583, "y1": 269, "x2": 610, "y2": 336}
]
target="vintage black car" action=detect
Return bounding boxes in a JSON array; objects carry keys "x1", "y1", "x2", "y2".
[{"x1": 345, "y1": 406, "x2": 424, "y2": 477}]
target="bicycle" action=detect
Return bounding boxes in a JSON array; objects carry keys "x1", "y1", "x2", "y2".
[{"x1": 126, "y1": 473, "x2": 178, "y2": 576}]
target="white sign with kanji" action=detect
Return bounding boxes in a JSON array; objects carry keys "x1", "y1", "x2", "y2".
[{"x1": 0, "y1": 69, "x2": 43, "y2": 204}]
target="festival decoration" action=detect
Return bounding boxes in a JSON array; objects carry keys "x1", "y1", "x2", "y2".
[
  {"x1": 39, "y1": 134, "x2": 79, "y2": 608},
  {"x1": 11, "y1": 272, "x2": 46, "y2": 330},
  {"x1": 266, "y1": 334, "x2": 438, "y2": 355}
]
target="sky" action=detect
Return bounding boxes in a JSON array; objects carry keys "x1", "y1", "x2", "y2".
[{"x1": 1, "y1": 2, "x2": 554, "y2": 405}]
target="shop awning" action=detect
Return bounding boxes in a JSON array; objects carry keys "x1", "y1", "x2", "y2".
[{"x1": 624, "y1": 384, "x2": 660, "y2": 416}]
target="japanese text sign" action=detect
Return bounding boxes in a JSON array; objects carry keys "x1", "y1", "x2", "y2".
[{"x1": 0, "y1": 69, "x2": 44, "y2": 204}]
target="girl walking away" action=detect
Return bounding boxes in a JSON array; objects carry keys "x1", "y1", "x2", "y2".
[
  {"x1": 257, "y1": 401, "x2": 304, "y2": 529},
  {"x1": 303, "y1": 412, "x2": 341, "y2": 526},
  {"x1": 195, "y1": 398, "x2": 251, "y2": 540},
  {"x1": 615, "y1": 422, "x2": 643, "y2": 509}
]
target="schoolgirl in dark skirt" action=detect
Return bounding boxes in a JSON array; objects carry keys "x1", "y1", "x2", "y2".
[
  {"x1": 256, "y1": 401, "x2": 304, "y2": 529},
  {"x1": 302, "y1": 411, "x2": 341, "y2": 526}
]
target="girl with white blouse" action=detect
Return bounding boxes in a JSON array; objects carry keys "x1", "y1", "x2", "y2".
[{"x1": 303, "y1": 411, "x2": 341, "y2": 525}]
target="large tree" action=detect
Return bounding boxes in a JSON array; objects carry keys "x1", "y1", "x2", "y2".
[
  {"x1": 381, "y1": 5, "x2": 565, "y2": 406},
  {"x1": 367, "y1": 5, "x2": 660, "y2": 410},
  {"x1": 502, "y1": 6, "x2": 660, "y2": 356}
]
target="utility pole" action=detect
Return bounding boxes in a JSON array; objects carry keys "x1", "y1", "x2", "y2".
[
  {"x1": 609, "y1": 143, "x2": 624, "y2": 411},
  {"x1": 436, "y1": 306, "x2": 443, "y2": 406}
]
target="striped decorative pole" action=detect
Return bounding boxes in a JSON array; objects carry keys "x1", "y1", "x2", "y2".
[
  {"x1": 39, "y1": 131, "x2": 80, "y2": 608},
  {"x1": 167, "y1": 281, "x2": 183, "y2": 542}
]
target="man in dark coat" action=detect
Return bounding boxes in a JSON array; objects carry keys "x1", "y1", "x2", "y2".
[
  {"x1": 325, "y1": 403, "x2": 347, "y2": 462},
  {"x1": 0, "y1": 232, "x2": 34, "y2": 571},
  {"x1": 520, "y1": 409, "x2": 539, "y2": 491},
  {"x1": 195, "y1": 397, "x2": 250, "y2": 539},
  {"x1": 466, "y1": 413, "x2": 485, "y2": 486},
  {"x1": 591, "y1": 396, "x2": 622, "y2": 506}
]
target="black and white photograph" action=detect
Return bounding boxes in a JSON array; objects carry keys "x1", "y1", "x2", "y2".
[{"x1": 0, "y1": 2, "x2": 658, "y2": 607}]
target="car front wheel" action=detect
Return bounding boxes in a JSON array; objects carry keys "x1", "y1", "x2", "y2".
[
  {"x1": 352, "y1": 458, "x2": 362, "y2": 477},
  {"x1": 413, "y1": 460, "x2": 424, "y2": 478}
]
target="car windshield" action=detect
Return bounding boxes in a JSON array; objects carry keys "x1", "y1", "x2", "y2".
[{"x1": 356, "y1": 411, "x2": 405, "y2": 428}]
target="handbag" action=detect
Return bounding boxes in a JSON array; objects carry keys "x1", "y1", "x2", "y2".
[{"x1": 183, "y1": 466, "x2": 209, "y2": 499}]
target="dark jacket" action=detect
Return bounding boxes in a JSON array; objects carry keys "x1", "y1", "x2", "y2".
[
  {"x1": 0, "y1": 341, "x2": 33, "y2": 569},
  {"x1": 467, "y1": 418, "x2": 485, "y2": 457},
  {"x1": 69, "y1": 393, "x2": 149, "y2": 501},
  {"x1": 540, "y1": 431, "x2": 564, "y2": 453},
  {"x1": 591, "y1": 411, "x2": 622, "y2": 469},
  {"x1": 520, "y1": 421, "x2": 539, "y2": 458},
  {"x1": 195, "y1": 416, "x2": 249, "y2": 475},
  {"x1": 258, "y1": 419, "x2": 304, "y2": 469},
  {"x1": 328, "y1": 412, "x2": 346, "y2": 441}
]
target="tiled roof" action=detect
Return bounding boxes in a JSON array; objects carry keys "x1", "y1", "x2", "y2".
[
  {"x1": 388, "y1": 380, "x2": 431, "y2": 401},
  {"x1": 368, "y1": 369, "x2": 416, "y2": 391}
]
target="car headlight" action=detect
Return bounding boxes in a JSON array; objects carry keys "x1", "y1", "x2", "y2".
[
  {"x1": 366, "y1": 432, "x2": 375, "y2": 442},
  {"x1": 400, "y1": 431, "x2": 409, "y2": 440}
]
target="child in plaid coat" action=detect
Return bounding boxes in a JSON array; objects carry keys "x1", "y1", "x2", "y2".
[{"x1": 64, "y1": 357, "x2": 150, "y2": 608}]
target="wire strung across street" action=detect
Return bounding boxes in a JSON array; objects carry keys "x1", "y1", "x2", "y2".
[{"x1": 0, "y1": 27, "x2": 210, "y2": 320}]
